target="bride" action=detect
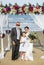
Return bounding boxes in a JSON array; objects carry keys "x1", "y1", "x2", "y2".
[{"x1": 24, "y1": 26, "x2": 33, "y2": 61}]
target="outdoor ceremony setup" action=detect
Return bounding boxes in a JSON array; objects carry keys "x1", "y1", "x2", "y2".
[
  {"x1": 0, "y1": 0, "x2": 44, "y2": 65},
  {"x1": 0, "y1": 13, "x2": 44, "y2": 59}
]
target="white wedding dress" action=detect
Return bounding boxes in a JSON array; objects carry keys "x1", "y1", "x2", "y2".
[
  {"x1": 19, "y1": 37, "x2": 27, "y2": 52},
  {"x1": 25, "y1": 32, "x2": 33, "y2": 61}
]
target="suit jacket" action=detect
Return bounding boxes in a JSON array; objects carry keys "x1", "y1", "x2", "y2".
[{"x1": 11, "y1": 27, "x2": 22, "y2": 43}]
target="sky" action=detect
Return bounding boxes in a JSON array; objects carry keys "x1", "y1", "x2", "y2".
[{"x1": 0, "y1": 0, "x2": 44, "y2": 6}]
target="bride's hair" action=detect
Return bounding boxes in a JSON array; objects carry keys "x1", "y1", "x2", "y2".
[{"x1": 24, "y1": 26, "x2": 29, "y2": 29}]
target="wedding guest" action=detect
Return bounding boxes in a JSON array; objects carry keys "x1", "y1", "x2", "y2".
[
  {"x1": 19, "y1": 32, "x2": 27, "y2": 60},
  {"x1": 11, "y1": 22, "x2": 22, "y2": 60}
]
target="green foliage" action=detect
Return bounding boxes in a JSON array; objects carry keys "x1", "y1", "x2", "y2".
[{"x1": 28, "y1": 32, "x2": 37, "y2": 40}]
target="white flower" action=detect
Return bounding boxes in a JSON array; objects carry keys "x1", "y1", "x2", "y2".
[{"x1": 10, "y1": 8, "x2": 17, "y2": 14}]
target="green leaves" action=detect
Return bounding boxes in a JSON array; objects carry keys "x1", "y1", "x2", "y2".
[{"x1": 28, "y1": 32, "x2": 37, "y2": 40}]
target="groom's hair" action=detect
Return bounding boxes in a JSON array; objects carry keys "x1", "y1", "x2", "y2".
[
  {"x1": 16, "y1": 22, "x2": 20, "y2": 26},
  {"x1": 24, "y1": 26, "x2": 29, "y2": 29}
]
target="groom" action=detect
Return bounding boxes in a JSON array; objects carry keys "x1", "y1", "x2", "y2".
[{"x1": 11, "y1": 22, "x2": 22, "y2": 60}]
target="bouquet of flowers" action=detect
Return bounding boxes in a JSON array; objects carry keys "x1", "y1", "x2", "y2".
[{"x1": 28, "y1": 32, "x2": 37, "y2": 43}]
